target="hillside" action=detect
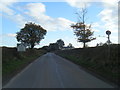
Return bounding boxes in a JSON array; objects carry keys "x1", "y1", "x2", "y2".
[
  {"x1": 2, "y1": 47, "x2": 47, "y2": 86},
  {"x1": 55, "y1": 44, "x2": 119, "y2": 86}
]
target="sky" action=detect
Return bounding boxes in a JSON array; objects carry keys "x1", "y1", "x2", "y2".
[{"x1": 0, "y1": 0, "x2": 119, "y2": 48}]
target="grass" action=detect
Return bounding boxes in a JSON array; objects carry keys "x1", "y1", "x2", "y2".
[
  {"x1": 2, "y1": 47, "x2": 47, "y2": 85},
  {"x1": 55, "y1": 44, "x2": 119, "y2": 86}
]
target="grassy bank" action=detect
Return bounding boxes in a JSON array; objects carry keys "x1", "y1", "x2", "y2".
[
  {"x1": 2, "y1": 47, "x2": 46, "y2": 85},
  {"x1": 55, "y1": 44, "x2": 119, "y2": 86}
]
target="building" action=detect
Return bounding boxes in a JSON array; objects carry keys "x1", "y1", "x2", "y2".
[{"x1": 17, "y1": 43, "x2": 26, "y2": 52}]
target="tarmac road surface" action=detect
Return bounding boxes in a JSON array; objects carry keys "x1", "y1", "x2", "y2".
[{"x1": 3, "y1": 53, "x2": 114, "y2": 88}]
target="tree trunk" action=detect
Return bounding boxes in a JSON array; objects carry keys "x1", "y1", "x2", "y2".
[
  {"x1": 83, "y1": 42, "x2": 86, "y2": 48},
  {"x1": 30, "y1": 43, "x2": 34, "y2": 49}
]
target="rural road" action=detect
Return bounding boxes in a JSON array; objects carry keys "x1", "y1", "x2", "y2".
[{"x1": 3, "y1": 53, "x2": 114, "y2": 88}]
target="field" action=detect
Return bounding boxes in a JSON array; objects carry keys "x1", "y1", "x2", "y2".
[
  {"x1": 55, "y1": 44, "x2": 119, "y2": 86},
  {"x1": 2, "y1": 47, "x2": 46, "y2": 85}
]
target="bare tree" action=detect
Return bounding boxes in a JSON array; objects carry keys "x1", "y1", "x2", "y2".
[{"x1": 71, "y1": 8, "x2": 96, "y2": 48}]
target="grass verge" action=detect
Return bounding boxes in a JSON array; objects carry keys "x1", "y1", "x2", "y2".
[
  {"x1": 2, "y1": 47, "x2": 47, "y2": 86},
  {"x1": 55, "y1": 44, "x2": 119, "y2": 86}
]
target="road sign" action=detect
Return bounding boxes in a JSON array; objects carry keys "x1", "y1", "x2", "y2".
[{"x1": 106, "y1": 30, "x2": 111, "y2": 35}]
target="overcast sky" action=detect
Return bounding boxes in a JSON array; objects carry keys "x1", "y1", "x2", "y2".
[{"x1": 0, "y1": 0, "x2": 119, "y2": 48}]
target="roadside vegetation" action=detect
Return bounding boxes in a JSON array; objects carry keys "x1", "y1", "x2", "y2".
[
  {"x1": 55, "y1": 44, "x2": 119, "y2": 86},
  {"x1": 2, "y1": 47, "x2": 47, "y2": 85}
]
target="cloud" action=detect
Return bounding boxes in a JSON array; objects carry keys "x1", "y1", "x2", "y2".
[
  {"x1": 67, "y1": 0, "x2": 118, "y2": 42},
  {"x1": 0, "y1": 0, "x2": 27, "y2": 29},
  {"x1": 1, "y1": 1, "x2": 119, "y2": 47},
  {"x1": 65, "y1": 0, "x2": 118, "y2": 33},
  {"x1": 0, "y1": 33, "x2": 16, "y2": 37},
  {"x1": 65, "y1": 0, "x2": 92, "y2": 8},
  {"x1": 25, "y1": 3, "x2": 46, "y2": 16},
  {"x1": 101, "y1": 0, "x2": 118, "y2": 8},
  {"x1": 23, "y1": 3, "x2": 74, "y2": 31},
  {"x1": 7, "y1": 33, "x2": 16, "y2": 37},
  {"x1": 65, "y1": 0, "x2": 118, "y2": 9},
  {"x1": 0, "y1": 0, "x2": 18, "y2": 15},
  {"x1": 98, "y1": 2, "x2": 118, "y2": 33},
  {"x1": 63, "y1": 36, "x2": 83, "y2": 48},
  {"x1": 65, "y1": 0, "x2": 118, "y2": 44},
  {"x1": 42, "y1": 17, "x2": 74, "y2": 31},
  {"x1": 97, "y1": 1, "x2": 118, "y2": 43},
  {"x1": 0, "y1": 4, "x2": 15, "y2": 15},
  {"x1": 1, "y1": 2, "x2": 74, "y2": 32}
]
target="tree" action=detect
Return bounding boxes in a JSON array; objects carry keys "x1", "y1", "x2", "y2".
[
  {"x1": 71, "y1": 8, "x2": 96, "y2": 48},
  {"x1": 41, "y1": 46, "x2": 49, "y2": 51},
  {"x1": 48, "y1": 43, "x2": 59, "y2": 51},
  {"x1": 56, "y1": 39, "x2": 65, "y2": 49},
  {"x1": 67, "y1": 43, "x2": 74, "y2": 48},
  {"x1": 16, "y1": 22, "x2": 47, "y2": 49}
]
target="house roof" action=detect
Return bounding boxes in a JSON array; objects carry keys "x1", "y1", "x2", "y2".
[{"x1": 17, "y1": 43, "x2": 26, "y2": 47}]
